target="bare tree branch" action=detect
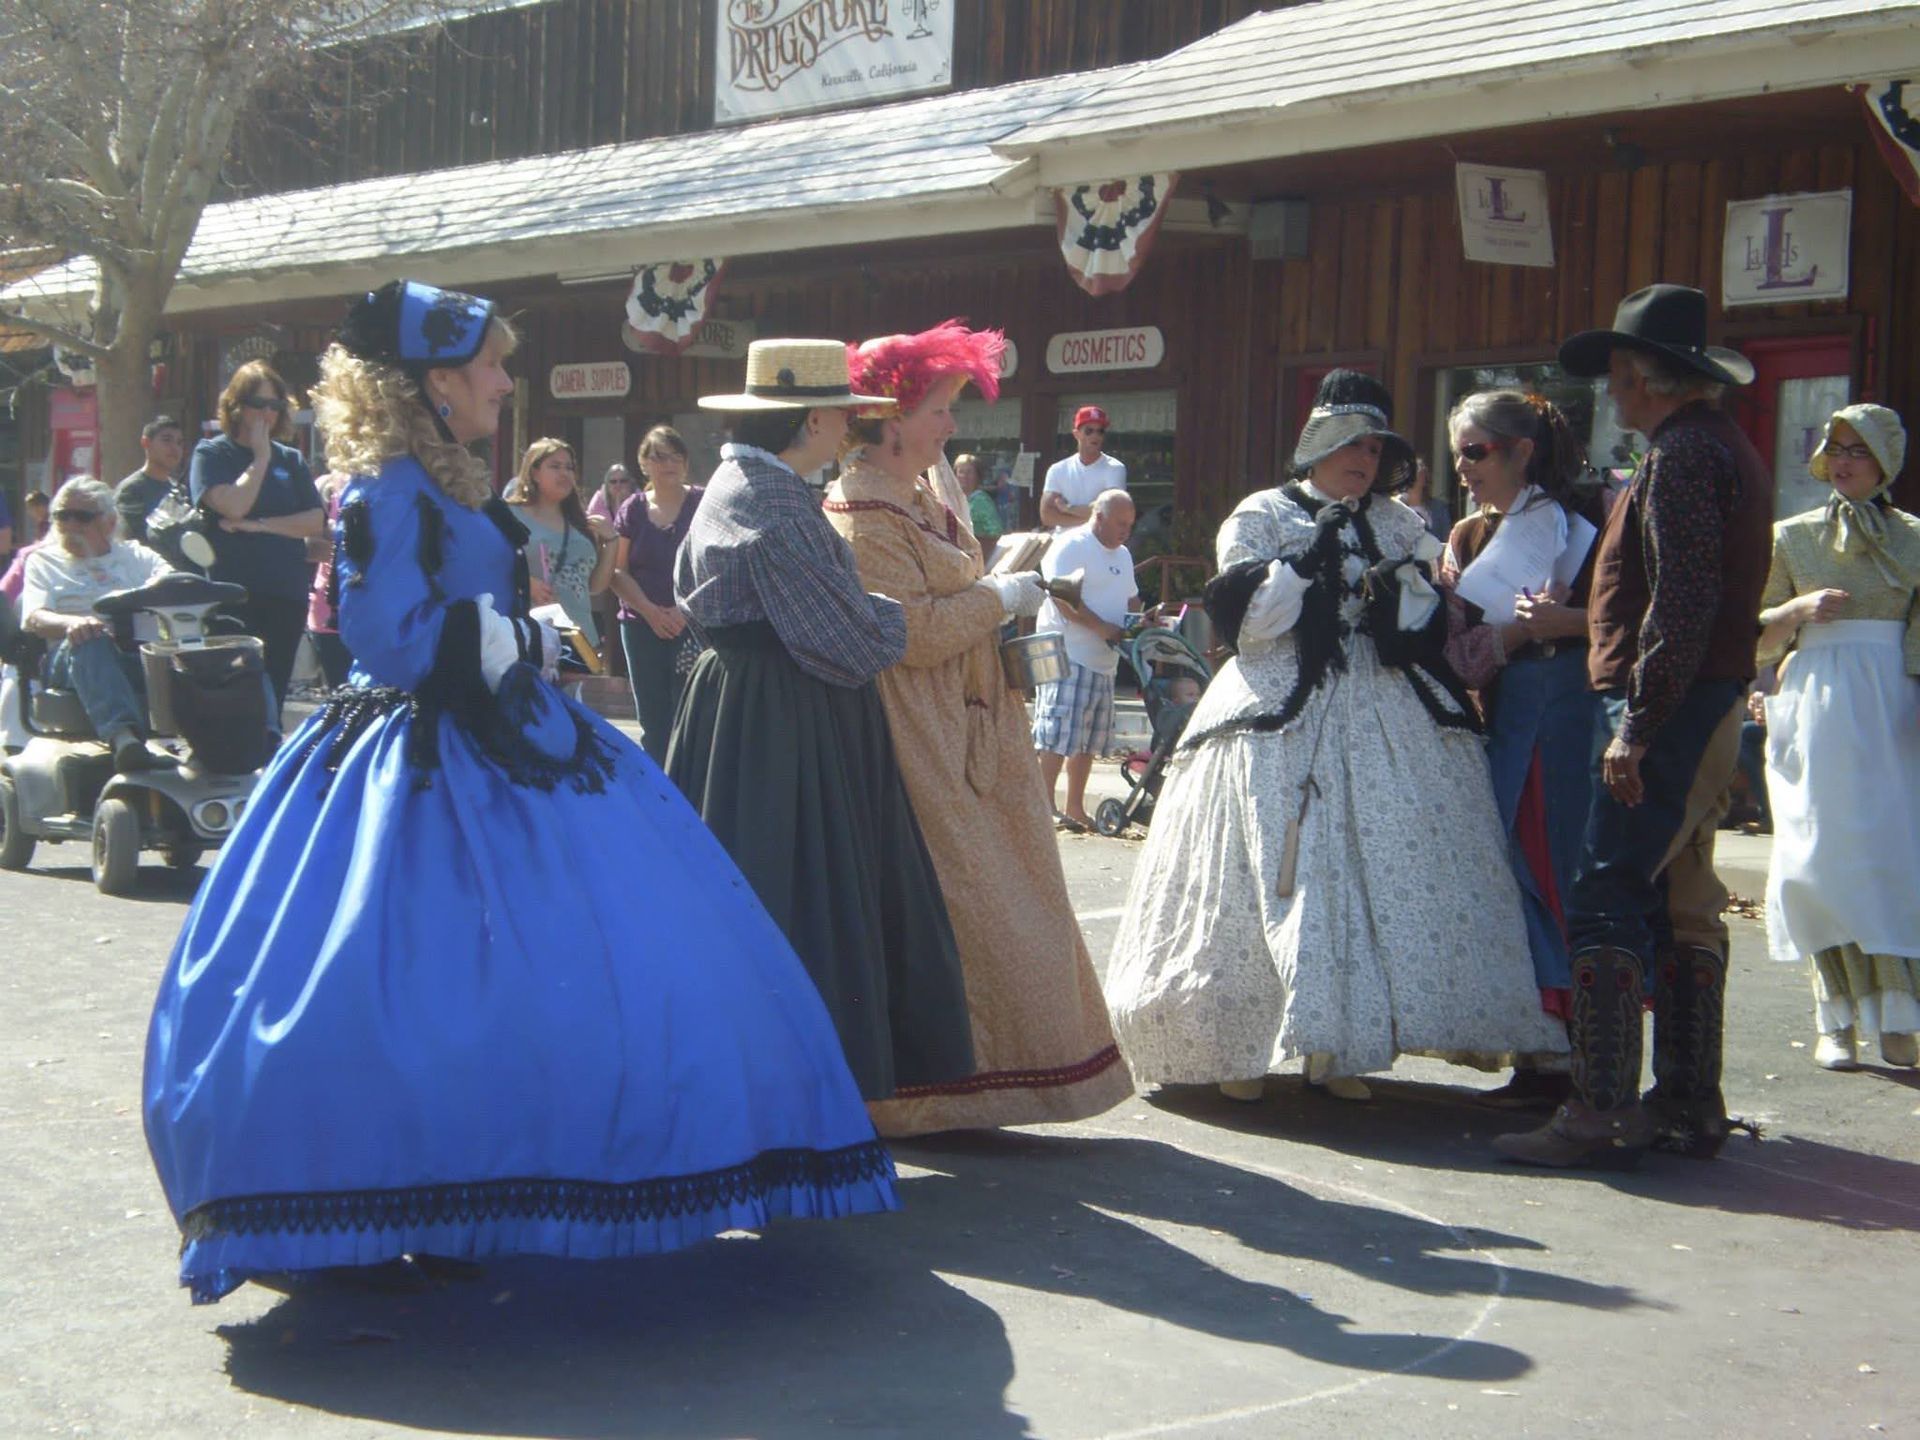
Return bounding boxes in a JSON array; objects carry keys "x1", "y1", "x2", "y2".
[{"x1": 0, "y1": 0, "x2": 454, "y2": 479}]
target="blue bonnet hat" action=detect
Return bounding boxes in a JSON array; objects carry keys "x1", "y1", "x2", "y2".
[{"x1": 337, "y1": 279, "x2": 496, "y2": 370}]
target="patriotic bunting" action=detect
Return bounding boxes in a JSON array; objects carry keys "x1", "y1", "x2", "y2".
[
  {"x1": 621, "y1": 259, "x2": 726, "y2": 356},
  {"x1": 1054, "y1": 174, "x2": 1178, "y2": 297}
]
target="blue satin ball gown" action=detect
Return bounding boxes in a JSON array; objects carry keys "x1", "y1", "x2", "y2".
[{"x1": 143, "y1": 456, "x2": 897, "y2": 1304}]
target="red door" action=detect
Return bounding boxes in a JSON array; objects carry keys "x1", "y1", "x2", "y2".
[{"x1": 1730, "y1": 335, "x2": 1853, "y2": 520}]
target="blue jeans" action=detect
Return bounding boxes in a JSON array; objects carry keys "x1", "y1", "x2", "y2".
[
  {"x1": 1485, "y1": 646, "x2": 1606, "y2": 994},
  {"x1": 1566, "y1": 680, "x2": 1745, "y2": 965},
  {"x1": 46, "y1": 634, "x2": 146, "y2": 739}
]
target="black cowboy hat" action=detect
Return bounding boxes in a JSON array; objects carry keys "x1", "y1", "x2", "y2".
[{"x1": 1559, "y1": 284, "x2": 1755, "y2": 387}]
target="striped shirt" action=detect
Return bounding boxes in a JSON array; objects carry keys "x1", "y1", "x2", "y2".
[{"x1": 675, "y1": 444, "x2": 906, "y2": 687}]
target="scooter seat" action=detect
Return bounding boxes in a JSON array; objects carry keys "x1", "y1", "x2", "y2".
[
  {"x1": 94, "y1": 573, "x2": 247, "y2": 617},
  {"x1": 30, "y1": 687, "x2": 96, "y2": 740}
]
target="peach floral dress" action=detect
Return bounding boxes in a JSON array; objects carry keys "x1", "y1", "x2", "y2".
[{"x1": 825, "y1": 458, "x2": 1131, "y2": 1135}]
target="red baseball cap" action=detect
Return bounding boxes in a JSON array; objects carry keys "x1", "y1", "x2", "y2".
[{"x1": 1073, "y1": 405, "x2": 1109, "y2": 430}]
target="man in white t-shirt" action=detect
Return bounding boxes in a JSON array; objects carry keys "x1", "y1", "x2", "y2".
[
  {"x1": 1040, "y1": 405, "x2": 1128, "y2": 532},
  {"x1": 1032, "y1": 489, "x2": 1138, "y2": 831},
  {"x1": 19, "y1": 477, "x2": 176, "y2": 770}
]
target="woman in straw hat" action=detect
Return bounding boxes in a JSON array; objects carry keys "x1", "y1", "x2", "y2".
[
  {"x1": 142, "y1": 286, "x2": 898, "y2": 1304},
  {"x1": 826, "y1": 320, "x2": 1132, "y2": 1136},
  {"x1": 1757, "y1": 402, "x2": 1920, "y2": 1071},
  {"x1": 668, "y1": 339, "x2": 975, "y2": 1101},
  {"x1": 1103, "y1": 370, "x2": 1565, "y2": 1104}
]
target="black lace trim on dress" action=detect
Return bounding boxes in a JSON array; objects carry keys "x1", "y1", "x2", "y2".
[
  {"x1": 415, "y1": 492, "x2": 446, "y2": 601},
  {"x1": 482, "y1": 497, "x2": 534, "y2": 618},
  {"x1": 1201, "y1": 559, "x2": 1270, "y2": 652},
  {"x1": 1180, "y1": 485, "x2": 1479, "y2": 749},
  {"x1": 339, "y1": 498, "x2": 373, "y2": 589},
  {"x1": 179, "y1": 1140, "x2": 895, "y2": 1244},
  {"x1": 294, "y1": 601, "x2": 618, "y2": 794}
]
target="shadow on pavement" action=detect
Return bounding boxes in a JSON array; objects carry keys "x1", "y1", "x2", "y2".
[
  {"x1": 215, "y1": 1133, "x2": 1643, "y2": 1436},
  {"x1": 1147, "y1": 1078, "x2": 1920, "y2": 1235},
  {"x1": 29, "y1": 859, "x2": 206, "y2": 904}
]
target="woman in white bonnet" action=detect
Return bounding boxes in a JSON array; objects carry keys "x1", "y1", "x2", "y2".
[{"x1": 1757, "y1": 402, "x2": 1920, "y2": 1071}]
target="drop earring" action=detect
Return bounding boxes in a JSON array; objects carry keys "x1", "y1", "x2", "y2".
[{"x1": 436, "y1": 400, "x2": 452, "y2": 420}]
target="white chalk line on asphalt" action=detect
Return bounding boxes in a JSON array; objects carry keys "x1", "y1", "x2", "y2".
[
  {"x1": 1070, "y1": 1123, "x2": 1510, "y2": 1439},
  {"x1": 1075, "y1": 906, "x2": 1126, "y2": 923},
  {"x1": 1719, "y1": 1153, "x2": 1920, "y2": 1213}
]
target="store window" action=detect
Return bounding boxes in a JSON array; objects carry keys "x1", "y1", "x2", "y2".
[
  {"x1": 1051, "y1": 389, "x2": 1177, "y2": 556},
  {"x1": 1432, "y1": 362, "x2": 1636, "y2": 524},
  {"x1": 1731, "y1": 336, "x2": 1854, "y2": 520},
  {"x1": 949, "y1": 396, "x2": 1025, "y2": 531}
]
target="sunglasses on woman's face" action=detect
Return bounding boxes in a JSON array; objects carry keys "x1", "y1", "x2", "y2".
[
  {"x1": 242, "y1": 395, "x2": 288, "y2": 413},
  {"x1": 1823, "y1": 442, "x2": 1876, "y2": 462},
  {"x1": 1453, "y1": 440, "x2": 1505, "y2": 464},
  {"x1": 53, "y1": 508, "x2": 103, "y2": 524}
]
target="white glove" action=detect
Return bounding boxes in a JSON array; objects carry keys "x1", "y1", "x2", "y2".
[
  {"x1": 475, "y1": 593, "x2": 561, "y2": 691},
  {"x1": 981, "y1": 571, "x2": 1046, "y2": 618}
]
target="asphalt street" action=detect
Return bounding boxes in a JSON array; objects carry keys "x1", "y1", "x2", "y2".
[{"x1": 2, "y1": 747, "x2": 1917, "y2": 1440}]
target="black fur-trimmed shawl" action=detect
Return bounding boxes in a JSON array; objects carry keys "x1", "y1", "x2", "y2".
[{"x1": 1184, "y1": 484, "x2": 1479, "y2": 750}]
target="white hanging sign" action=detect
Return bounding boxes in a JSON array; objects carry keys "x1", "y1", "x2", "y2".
[
  {"x1": 1045, "y1": 327, "x2": 1165, "y2": 375},
  {"x1": 1455, "y1": 164, "x2": 1555, "y2": 268},
  {"x1": 714, "y1": 0, "x2": 954, "y2": 125},
  {"x1": 1722, "y1": 190, "x2": 1852, "y2": 307},
  {"x1": 549, "y1": 361, "x2": 632, "y2": 401}
]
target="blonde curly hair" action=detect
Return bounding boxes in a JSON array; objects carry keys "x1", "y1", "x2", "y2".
[{"x1": 309, "y1": 317, "x2": 518, "y2": 508}]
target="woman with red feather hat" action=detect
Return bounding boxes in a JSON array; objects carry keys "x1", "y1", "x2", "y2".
[{"x1": 829, "y1": 321, "x2": 1133, "y2": 1136}]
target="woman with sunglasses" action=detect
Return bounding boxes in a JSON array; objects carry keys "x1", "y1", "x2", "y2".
[
  {"x1": 189, "y1": 360, "x2": 325, "y2": 718},
  {"x1": 1756, "y1": 404, "x2": 1920, "y2": 1071},
  {"x1": 1440, "y1": 390, "x2": 1608, "y2": 1108}
]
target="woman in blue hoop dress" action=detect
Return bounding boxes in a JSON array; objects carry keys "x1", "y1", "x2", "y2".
[{"x1": 142, "y1": 281, "x2": 896, "y2": 1305}]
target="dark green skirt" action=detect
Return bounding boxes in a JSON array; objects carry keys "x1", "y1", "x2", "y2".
[{"x1": 665, "y1": 622, "x2": 975, "y2": 1099}]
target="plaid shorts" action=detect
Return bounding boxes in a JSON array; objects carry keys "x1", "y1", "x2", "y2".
[{"x1": 1031, "y1": 662, "x2": 1116, "y2": 757}]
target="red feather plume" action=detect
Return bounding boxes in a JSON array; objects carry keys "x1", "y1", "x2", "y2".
[{"x1": 846, "y1": 319, "x2": 1006, "y2": 417}]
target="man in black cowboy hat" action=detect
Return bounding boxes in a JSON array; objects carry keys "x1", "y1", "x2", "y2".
[{"x1": 1496, "y1": 284, "x2": 1773, "y2": 1169}]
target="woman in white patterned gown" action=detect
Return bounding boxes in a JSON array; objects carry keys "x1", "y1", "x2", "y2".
[{"x1": 1105, "y1": 371, "x2": 1567, "y2": 1102}]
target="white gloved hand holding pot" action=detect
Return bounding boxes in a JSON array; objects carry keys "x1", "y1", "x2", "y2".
[{"x1": 981, "y1": 571, "x2": 1046, "y2": 618}]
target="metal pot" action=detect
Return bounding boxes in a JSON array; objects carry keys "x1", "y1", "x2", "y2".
[{"x1": 1000, "y1": 631, "x2": 1070, "y2": 693}]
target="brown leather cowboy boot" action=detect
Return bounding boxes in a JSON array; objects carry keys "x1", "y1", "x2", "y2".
[
  {"x1": 1493, "y1": 946, "x2": 1654, "y2": 1168},
  {"x1": 1645, "y1": 943, "x2": 1732, "y2": 1158}
]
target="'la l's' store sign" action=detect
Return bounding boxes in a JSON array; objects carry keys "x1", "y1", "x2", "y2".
[{"x1": 1722, "y1": 190, "x2": 1852, "y2": 307}]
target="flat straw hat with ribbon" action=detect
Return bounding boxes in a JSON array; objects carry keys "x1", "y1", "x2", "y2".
[{"x1": 698, "y1": 338, "x2": 889, "y2": 411}]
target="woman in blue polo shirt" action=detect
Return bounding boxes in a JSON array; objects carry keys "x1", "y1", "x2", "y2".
[{"x1": 189, "y1": 361, "x2": 325, "y2": 718}]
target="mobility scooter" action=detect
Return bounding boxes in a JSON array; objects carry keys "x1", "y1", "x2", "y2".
[{"x1": 0, "y1": 572, "x2": 273, "y2": 894}]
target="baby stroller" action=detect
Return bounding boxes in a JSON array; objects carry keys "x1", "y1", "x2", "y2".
[{"x1": 1093, "y1": 621, "x2": 1212, "y2": 837}]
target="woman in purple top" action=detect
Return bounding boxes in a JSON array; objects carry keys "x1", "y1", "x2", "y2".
[{"x1": 610, "y1": 425, "x2": 703, "y2": 761}]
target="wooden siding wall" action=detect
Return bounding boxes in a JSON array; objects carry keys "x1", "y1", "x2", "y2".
[
  {"x1": 235, "y1": 0, "x2": 1282, "y2": 195},
  {"x1": 521, "y1": 232, "x2": 1253, "y2": 523},
  {"x1": 1245, "y1": 135, "x2": 1920, "y2": 511}
]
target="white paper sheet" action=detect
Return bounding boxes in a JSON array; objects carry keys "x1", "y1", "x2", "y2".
[
  {"x1": 1453, "y1": 492, "x2": 1566, "y2": 624},
  {"x1": 1549, "y1": 514, "x2": 1598, "y2": 595}
]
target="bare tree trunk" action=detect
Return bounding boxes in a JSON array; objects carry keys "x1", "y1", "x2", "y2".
[
  {"x1": 90, "y1": 275, "x2": 168, "y2": 484},
  {"x1": 94, "y1": 332, "x2": 154, "y2": 486}
]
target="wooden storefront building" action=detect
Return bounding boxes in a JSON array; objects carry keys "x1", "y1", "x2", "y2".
[{"x1": 12, "y1": 0, "x2": 1920, "y2": 549}]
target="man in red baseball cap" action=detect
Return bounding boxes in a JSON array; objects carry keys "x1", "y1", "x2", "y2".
[{"x1": 1040, "y1": 404, "x2": 1128, "y2": 532}]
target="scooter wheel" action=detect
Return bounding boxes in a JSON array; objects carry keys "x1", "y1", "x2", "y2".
[
  {"x1": 1094, "y1": 798, "x2": 1129, "y2": 837},
  {"x1": 93, "y1": 797, "x2": 140, "y2": 895},
  {"x1": 0, "y1": 775, "x2": 34, "y2": 870}
]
